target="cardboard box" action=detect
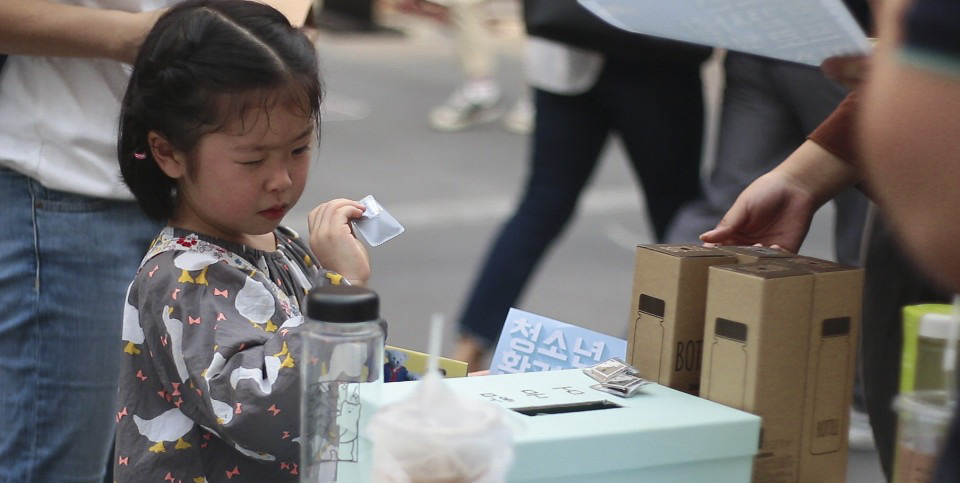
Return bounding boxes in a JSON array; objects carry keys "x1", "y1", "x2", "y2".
[
  {"x1": 777, "y1": 256, "x2": 863, "y2": 481},
  {"x1": 627, "y1": 245, "x2": 737, "y2": 394},
  {"x1": 346, "y1": 369, "x2": 761, "y2": 483},
  {"x1": 701, "y1": 259, "x2": 863, "y2": 483}
]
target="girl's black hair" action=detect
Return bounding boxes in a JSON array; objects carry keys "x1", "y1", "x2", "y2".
[{"x1": 118, "y1": 0, "x2": 323, "y2": 220}]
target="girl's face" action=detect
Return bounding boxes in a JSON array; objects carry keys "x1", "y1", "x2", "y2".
[{"x1": 171, "y1": 100, "x2": 315, "y2": 247}]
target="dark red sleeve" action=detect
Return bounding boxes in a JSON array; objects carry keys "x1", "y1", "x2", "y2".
[{"x1": 808, "y1": 89, "x2": 862, "y2": 168}]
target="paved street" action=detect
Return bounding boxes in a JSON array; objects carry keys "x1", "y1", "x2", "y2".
[{"x1": 287, "y1": 4, "x2": 885, "y2": 481}]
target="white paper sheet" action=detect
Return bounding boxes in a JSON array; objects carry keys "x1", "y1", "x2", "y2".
[{"x1": 579, "y1": 0, "x2": 872, "y2": 66}]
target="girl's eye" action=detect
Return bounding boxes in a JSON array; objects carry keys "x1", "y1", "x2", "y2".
[
  {"x1": 240, "y1": 159, "x2": 265, "y2": 165},
  {"x1": 292, "y1": 145, "x2": 311, "y2": 156}
]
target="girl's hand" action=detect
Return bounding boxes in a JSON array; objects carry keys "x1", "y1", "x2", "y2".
[{"x1": 307, "y1": 199, "x2": 370, "y2": 286}]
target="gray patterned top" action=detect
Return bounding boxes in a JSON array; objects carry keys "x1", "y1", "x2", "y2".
[{"x1": 114, "y1": 226, "x2": 342, "y2": 483}]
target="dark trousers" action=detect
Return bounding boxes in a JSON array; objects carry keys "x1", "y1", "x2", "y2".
[{"x1": 458, "y1": 57, "x2": 705, "y2": 346}]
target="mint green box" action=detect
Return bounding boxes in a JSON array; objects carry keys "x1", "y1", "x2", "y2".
[{"x1": 341, "y1": 368, "x2": 760, "y2": 482}]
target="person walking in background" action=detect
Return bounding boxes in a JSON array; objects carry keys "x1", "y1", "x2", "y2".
[
  {"x1": 0, "y1": 1, "x2": 171, "y2": 481},
  {"x1": 453, "y1": 36, "x2": 712, "y2": 368},
  {"x1": 407, "y1": 0, "x2": 533, "y2": 134}
]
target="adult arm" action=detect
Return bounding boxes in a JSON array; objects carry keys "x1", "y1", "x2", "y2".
[
  {"x1": 0, "y1": 1, "x2": 160, "y2": 63},
  {"x1": 699, "y1": 139, "x2": 862, "y2": 252},
  {"x1": 700, "y1": 84, "x2": 870, "y2": 251},
  {"x1": 700, "y1": 0, "x2": 884, "y2": 251}
]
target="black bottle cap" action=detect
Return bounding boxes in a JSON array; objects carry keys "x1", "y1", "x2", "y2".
[{"x1": 305, "y1": 285, "x2": 380, "y2": 323}]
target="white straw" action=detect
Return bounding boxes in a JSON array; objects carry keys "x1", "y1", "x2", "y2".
[{"x1": 427, "y1": 313, "x2": 444, "y2": 376}]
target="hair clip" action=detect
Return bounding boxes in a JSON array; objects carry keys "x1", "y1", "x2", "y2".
[{"x1": 133, "y1": 152, "x2": 147, "y2": 160}]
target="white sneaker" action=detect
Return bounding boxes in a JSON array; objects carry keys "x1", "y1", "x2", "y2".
[
  {"x1": 429, "y1": 80, "x2": 501, "y2": 132},
  {"x1": 502, "y1": 97, "x2": 534, "y2": 135}
]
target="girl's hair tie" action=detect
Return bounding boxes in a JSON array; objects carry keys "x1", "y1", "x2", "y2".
[{"x1": 133, "y1": 151, "x2": 147, "y2": 160}]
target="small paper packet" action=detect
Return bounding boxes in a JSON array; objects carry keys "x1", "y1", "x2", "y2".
[
  {"x1": 583, "y1": 357, "x2": 639, "y2": 384},
  {"x1": 352, "y1": 195, "x2": 404, "y2": 247},
  {"x1": 584, "y1": 358, "x2": 649, "y2": 398}
]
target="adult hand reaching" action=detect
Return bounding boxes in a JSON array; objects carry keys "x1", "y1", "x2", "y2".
[
  {"x1": 699, "y1": 140, "x2": 863, "y2": 252},
  {"x1": 699, "y1": 169, "x2": 817, "y2": 253}
]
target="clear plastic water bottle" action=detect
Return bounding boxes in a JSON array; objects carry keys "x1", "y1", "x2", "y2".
[{"x1": 300, "y1": 285, "x2": 384, "y2": 483}]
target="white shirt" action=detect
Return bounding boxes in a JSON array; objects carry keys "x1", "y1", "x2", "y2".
[
  {"x1": 0, "y1": 0, "x2": 171, "y2": 200},
  {"x1": 525, "y1": 37, "x2": 605, "y2": 96}
]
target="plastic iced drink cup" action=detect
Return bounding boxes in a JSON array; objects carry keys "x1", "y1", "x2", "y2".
[
  {"x1": 367, "y1": 373, "x2": 516, "y2": 483},
  {"x1": 893, "y1": 391, "x2": 954, "y2": 483}
]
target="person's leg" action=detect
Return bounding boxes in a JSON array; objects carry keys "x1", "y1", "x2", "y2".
[
  {"x1": 451, "y1": 0, "x2": 495, "y2": 82},
  {"x1": 602, "y1": 57, "x2": 704, "y2": 240},
  {"x1": 830, "y1": 187, "x2": 870, "y2": 266},
  {"x1": 101, "y1": 441, "x2": 115, "y2": 483},
  {"x1": 0, "y1": 168, "x2": 43, "y2": 481},
  {"x1": 34, "y1": 184, "x2": 158, "y2": 483},
  {"x1": 454, "y1": 87, "x2": 610, "y2": 366},
  {"x1": 860, "y1": 210, "x2": 951, "y2": 479},
  {"x1": 0, "y1": 168, "x2": 159, "y2": 482},
  {"x1": 502, "y1": 85, "x2": 535, "y2": 135},
  {"x1": 664, "y1": 53, "x2": 801, "y2": 243},
  {"x1": 429, "y1": 0, "x2": 501, "y2": 132}
]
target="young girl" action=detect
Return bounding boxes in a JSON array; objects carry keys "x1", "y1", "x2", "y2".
[{"x1": 113, "y1": 1, "x2": 370, "y2": 481}]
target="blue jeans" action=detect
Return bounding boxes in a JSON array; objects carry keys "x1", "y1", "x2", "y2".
[{"x1": 0, "y1": 168, "x2": 159, "y2": 483}]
